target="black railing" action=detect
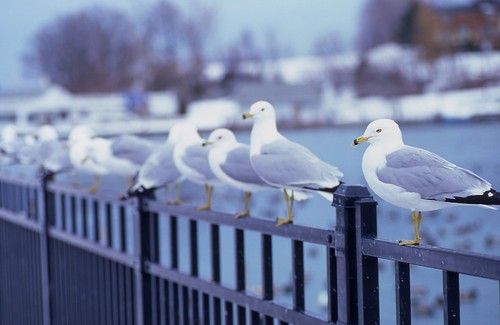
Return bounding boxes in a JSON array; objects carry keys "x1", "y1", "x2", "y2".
[{"x1": 0, "y1": 173, "x2": 499, "y2": 325}]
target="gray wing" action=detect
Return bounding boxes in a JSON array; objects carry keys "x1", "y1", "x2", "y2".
[
  {"x1": 139, "y1": 142, "x2": 181, "y2": 186},
  {"x1": 251, "y1": 138, "x2": 342, "y2": 188},
  {"x1": 111, "y1": 135, "x2": 155, "y2": 165},
  {"x1": 376, "y1": 146, "x2": 491, "y2": 200},
  {"x1": 182, "y1": 144, "x2": 216, "y2": 179},
  {"x1": 43, "y1": 141, "x2": 72, "y2": 172},
  {"x1": 220, "y1": 145, "x2": 267, "y2": 185}
]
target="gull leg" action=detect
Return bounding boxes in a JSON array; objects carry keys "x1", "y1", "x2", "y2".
[
  {"x1": 399, "y1": 211, "x2": 422, "y2": 246},
  {"x1": 120, "y1": 176, "x2": 135, "y2": 199},
  {"x1": 171, "y1": 183, "x2": 183, "y2": 205},
  {"x1": 88, "y1": 175, "x2": 100, "y2": 193},
  {"x1": 164, "y1": 185, "x2": 171, "y2": 205},
  {"x1": 276, "y1": 190, "x2": 294, "y2": 227},
  {"x1": 197, "y1": 184, "x2": 213, "y2": 211},
  {"x1": 235, "y1": 192, "x2": 252, "y2": 219}
]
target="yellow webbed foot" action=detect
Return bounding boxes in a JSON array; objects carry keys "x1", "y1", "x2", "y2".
[
  {"x1": 398, "y1": 238, "x2": 420, "y2": 246},
  {"x1": 275, "y1": 217, "x2": 293, "y2": 227},
  {"x1": 235, "y1": 209, "x2": 250, "y2": 219},
  {"x1": 197, "y1": 204, "x2": 211, "y2": 211}
]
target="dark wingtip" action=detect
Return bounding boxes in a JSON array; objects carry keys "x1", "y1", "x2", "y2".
[{"x1": 445, "y1": 188, "x2": 500, "y2": 205}]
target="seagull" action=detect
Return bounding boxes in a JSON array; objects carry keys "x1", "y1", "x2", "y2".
[
  {"x1": 68, "y1": 125, "x2": 108, "y2": 193},
  {"x1": 173, "y1": 122, "x2": 223, "y2": 210},
  {"x1": 128, "y1": 123, "x2": 187, "y2": 204},
  {"x1": 32, "y1": 125, "x2": 72, "y2": 175},
  {"x1": 353, "y1": 118, "x2": 500, "y2": 245},
  {"x1": 242, "y1": 101, "x2": 343, "y2": 226},
  {"x1": 204, "y1": 128, "x2": 273, "y2": 218}
]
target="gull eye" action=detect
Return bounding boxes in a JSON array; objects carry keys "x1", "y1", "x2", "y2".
[
  {"x1": 260, "y1": 108, "x2": 265, "y2": 111},
  {"x1": 376, "y1": 128, "x2": 382, "y2": 133}
]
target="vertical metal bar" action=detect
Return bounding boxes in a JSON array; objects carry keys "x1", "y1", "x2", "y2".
[
  {"x1": 38, "y1": 174, "x2": 52, "y2": 325},
  {"x1": 182, "y1": 285, "x2": 190, "y2": 325},
  {"x1": 332, "y1": 185, "x2": 372, "y2": 325},
  {"x1": 125, "y1": 266, "x2": 134, "y2": 325},
  {"x1": 261, "y1": 233, "x2": 273, "y2": 325},
  {"x1": 172, "y1": 283, "x2": 180, "y2": 325},
  {"x1": 443, "y1": 271, "x2": 460, "y2": 325},
  {"x1": 106, "y1": 202, "x2": 112, "y2": 247},
  {"x1": 395, "y1": 262, "x2": 411, "y2": 325},
  {"x1": 70, "y1": 195, "x2": 77, "y2": 234},
  {"x1": 133, "y1": 194, "x2": 155, "y2": 325},
  {"x1": 202, "y1": 293, "x2": 210, "y2": 325},
  {"x1": 60, "y1": 193, "x2": 67, "y2": 231},
  {"x1": 117, "y1": 264, "x2": 126, "y2": 325},
  {"x1": 211, "y1": 224, "x2": 221, "y2": 324},
  {"x1": 82, "y1": 198, "x2": 88, "y2": 238},
  {"x1": 111, "y1": 262, "x2": 119, "y2": 325},
  {"x1": 225, "y1": 300, "x2": 234, "y2": 325},
  {"x1": 92, "y1": 200, "x2": 99, "y2": 243},
  {"x1": 170, "y1": 216, "x2": 179, "y2": 269},
  {"x1": 190, "y1": 220, "x2": 200, "y2": 324},
  {"x1": 250, "y1": 311, "x2": 260, "y2": 325},
  {"x1": 327, "y1": 246, "x2": 338, "y2": 322},
  {"x1": 355, "y1": 197, "x2": 379, "y2": 324},
  {"x1": 292, "y1": 239, "x2": 305, "y2": 311},
  {"x1": 119, "y1": 205, "x2": 126, "y2": 252},
  {"x1": 235, "y1": 228, "x2": 246, "y2": 325},
  {"x1": 160, "y1": 279, "x2": 170, "y2": 325}
]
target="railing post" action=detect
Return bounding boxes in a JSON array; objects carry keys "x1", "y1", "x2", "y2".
[
  {"x1": 133, "y1": 192, "x2": 156, "y2": 325},
  {"x1": 355, "y1": 196, "x2": 379, "y2": 324},
  {"x1": 38, "y1": 173, "x2": 54, "y2": 325},
  {"x1": 332, "y1": 184, "x2": 373, "y2": 325}
]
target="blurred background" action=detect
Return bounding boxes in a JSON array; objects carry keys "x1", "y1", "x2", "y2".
[
  {"x1": 1, "y1": 0, "x2": 500, "y2": 132},
  {"x1": 1, "y1": 0, "x2": 500, "y2": 324}
]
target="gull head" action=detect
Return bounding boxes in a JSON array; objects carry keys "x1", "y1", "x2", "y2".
[
  {"x1": 353, "y1": 119, "x2": 403, "y2": 146},
  {"x1": 1, "y1": 124, "x2": 18, "y2": 142},
  {"x1": 35, "y1": 125, "x2": 58, "y2": 141},
  {"x1": 204, "y1": 128, "x2": 237, "y2": 147},
  {"x1": 242, "y1": 101, "x2": 276, "y2": 122},
  {"x1": 68, "y1": 125, "x2": 96, "y2": 144}
]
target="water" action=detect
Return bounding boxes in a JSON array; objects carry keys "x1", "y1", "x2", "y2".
[
  {"x1": 159, "y1": 121, "x2": 500, "y2": 324},
  {"x1": 10, "y1": 120, "x2": 499, "y2": 324}
]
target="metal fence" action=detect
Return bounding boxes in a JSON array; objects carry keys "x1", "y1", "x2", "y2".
[{"x1": 0, "y1": 173, "x2": 499, "y2": 325}]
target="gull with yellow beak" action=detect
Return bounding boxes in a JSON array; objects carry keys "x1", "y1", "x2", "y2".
[
  {"x1": 353, "y1": 118, "x2": 500, "y2": 245},
  {"x1": 204, "y1": 128, "x2": 273, "y2": 218},
  {"x1": 242, "y1": 101, "x2": 343, "y2": 226}
]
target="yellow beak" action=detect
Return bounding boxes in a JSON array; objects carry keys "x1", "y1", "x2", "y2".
[
  {"x1": 352, "y1": 136, "x2": 370, "y2": 146},
  {"x1": 241, "y1": 112, "x2": 253, "y2": 120},
  {"x1": 202, "y1": 140, "x2": 213, "y2": 147}
]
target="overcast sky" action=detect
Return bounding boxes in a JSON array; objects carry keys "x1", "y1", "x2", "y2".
[
  {"x1": 0, "y1": 0, "x2": 472, "y2": 90},
  {"x1": 0, "y1": 0, "x2": 369, "y2": 89}
]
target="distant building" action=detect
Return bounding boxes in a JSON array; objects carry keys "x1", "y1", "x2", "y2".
[{"x1": 434, "y1": 0, "x2": 500, "y2": 52}]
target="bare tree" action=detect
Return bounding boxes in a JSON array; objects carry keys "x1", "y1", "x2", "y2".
[
  {"x1": 357, "y1": 0, "x2": 413, "y2": 53},
  {"x1": 25, "y1": 6, "x2": 140, "y2": 93},
  {"x1": 141, "y1": 1, "x2": 182, "y2": 90}
]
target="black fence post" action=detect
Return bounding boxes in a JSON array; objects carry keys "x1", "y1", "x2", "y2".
[
  {"x1": 133, "y1": 192, "x2": 156, "y2": 325},
  {"x1": 332, "y1": 184, "x2": 373, "y2": 325},
  {"x1": 355, "y1": 195, "x2": 379, "y2": 324},
  {"x1": 38, "y1": 173, "x2": 54, "y2": 325}
]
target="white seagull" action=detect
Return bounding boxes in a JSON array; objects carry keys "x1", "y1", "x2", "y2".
[
  {"x1": 68, "y1": 125, "x2": 108, "y2": 193},
  {"x1": 173, "y1": 122, "x2": 223, "y2": 210},
  {"x1": 204, "y1": 128, "x2": 272, "y2": 218},
  {"x1": 353, "y1": 118, "x2": 500, "y2": 245},
  {"x1": 128, "y1": 122, "x2": 187, "y2": 204},
  {"x1": 242, "y1": 100, "x2": 343, "y2": 226}
]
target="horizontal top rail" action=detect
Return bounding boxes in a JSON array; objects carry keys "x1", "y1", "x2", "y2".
[
  {"x1": 0, "y1": 173, "x2": 40, "y2": 188},
  {"x1": 47, "y1": 182, "x2": 137, "y2": 208},
  {"x1": 146, "y1": 200, "x2": 336, "y2": 247},
  {"x1": 0, "y1": 207, "x2": 41, "y2": 232},
  {"x1": 362, "y1": 237, "x2": 500, "y2": 280}
]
